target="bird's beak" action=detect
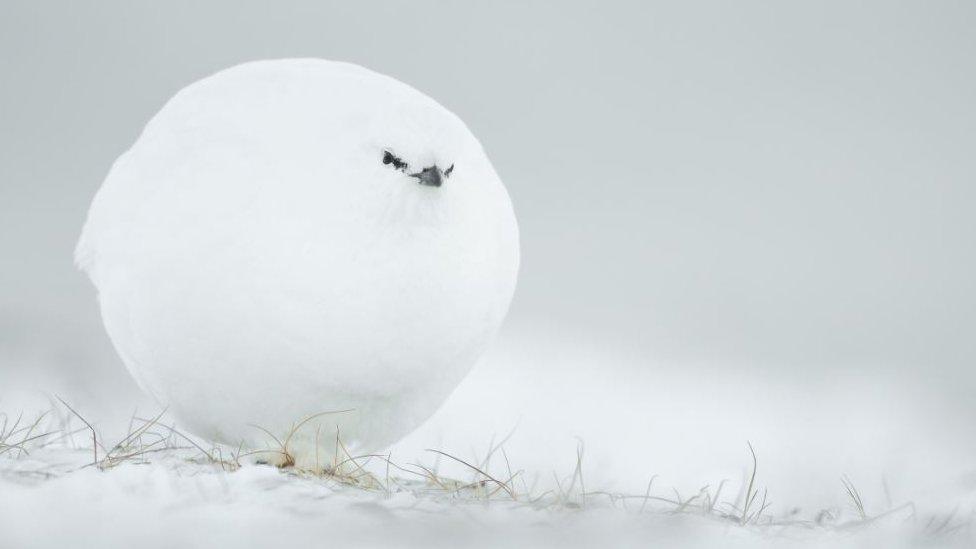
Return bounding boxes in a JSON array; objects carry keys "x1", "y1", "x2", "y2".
[{"x1": 410, "y1": 166, "x2": 443, "y2": 187}]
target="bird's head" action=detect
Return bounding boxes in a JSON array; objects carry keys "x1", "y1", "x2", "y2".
[
  {"x1": 353, "y1": 80, "x2": 483, "y2": 202},
  {"x1": 381, "y1": 149, "x2": 453, "y2": 188}
]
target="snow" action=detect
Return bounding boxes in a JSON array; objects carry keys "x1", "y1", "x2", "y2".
[
  {"x1": 0, "y1": 449, "x2": 950, "y2": 549},
  {"x1": 2, "y1": 326, "x2": 974, "y2": 548},
  {"x1": 74, "y1": 59, "x2": 519, "y2": 465}
]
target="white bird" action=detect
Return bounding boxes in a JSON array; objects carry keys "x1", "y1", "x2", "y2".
[{"x1": 76, "y1": 59, "x2": 519, "y2": 467}]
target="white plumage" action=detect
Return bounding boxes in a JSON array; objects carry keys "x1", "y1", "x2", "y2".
[{"x1": 77, "y1": 59, "x2": 519, "y2": 465}]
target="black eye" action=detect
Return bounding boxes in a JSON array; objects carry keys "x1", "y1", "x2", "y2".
[
  {"x1": 382, "y1": 150, "x2": 408, "y2": 172},
  {"x1": 444, "y1": 164, "x2": 454, "y2": 178}
]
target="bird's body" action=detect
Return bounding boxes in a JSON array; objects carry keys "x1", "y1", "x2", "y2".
[{"x1": 77, "y1": 59, "x2": 519, "y2": 465}]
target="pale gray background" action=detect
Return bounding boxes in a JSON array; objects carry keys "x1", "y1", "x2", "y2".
[{"x1": 2, "y1": 1, "x2": 974, "y2": 400}]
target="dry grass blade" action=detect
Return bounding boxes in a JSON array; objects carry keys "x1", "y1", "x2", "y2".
[
  {"x1": 639, "y1": 475, "x2": 658, "y2": 514},
  {"x1": 137, "y1": 417, "x2": 237, "y2": 468},
  {"x1": 425, "y1": 448, "x2": 516, "y2": 500},
  {"x1": 739, "y1": 442, "x2": 765, "y2": 525},
  {"x1": 0, "y1": 410, "x2": 53, "y2": 458},
  {"x1": 283, "y1": 409, "x2": 354, "y2": 453},
  {"x1": 111, "y1": 408, "x2": 168, "y2": 453},
  {"x1": 54, "y1": 395, "x2": 105, "y2": 465},
  {"x1": 841, "y1": 475, "x2": 867, "y2": 521},
  {"x1": 569, "y1": 440, "x2": 585, "y2": 508},
  {"x1": 0, "y1": 430, "x2": 56, "y2": 457},
  {"x1": 477, "y1": 423, "x2": 520, "y2": 473},
  {"x1": 409, "y1": 461, "x2": 454, "y2": 492}
]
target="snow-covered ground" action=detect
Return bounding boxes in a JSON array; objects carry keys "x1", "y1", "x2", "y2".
[
  {"x1": 3, "y1": 323, "x2": 974, "y2": 548},
  {"x1": 0, "y1": 446, "x2": 959, "y2": 549}
]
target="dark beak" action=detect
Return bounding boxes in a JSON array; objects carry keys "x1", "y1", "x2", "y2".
[{"x1": 410, "y1": 165, "x2": 443, "y2": 187}]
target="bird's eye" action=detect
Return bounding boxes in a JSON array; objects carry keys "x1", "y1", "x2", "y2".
[
  {"x1": 444, "y1": 164, "x2": 454, "y2": 178},
  {"x1": 382, "y1": 150, "x2": 408, "y2": 172}
]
